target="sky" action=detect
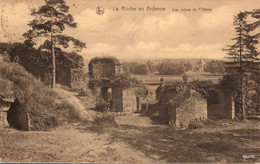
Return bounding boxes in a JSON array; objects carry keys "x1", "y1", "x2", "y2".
[{"x1": 0, "y1": 0, "x2": 259, "y2": 60}]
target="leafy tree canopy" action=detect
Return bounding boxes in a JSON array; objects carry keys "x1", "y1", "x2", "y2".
[{"x1": 23, "y1": 0, "x2": 85, "y2": 51}]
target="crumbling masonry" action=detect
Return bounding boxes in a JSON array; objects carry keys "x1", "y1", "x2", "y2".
[{"x1": 88, "y1": 57, "x2": 126, "y2": 112}]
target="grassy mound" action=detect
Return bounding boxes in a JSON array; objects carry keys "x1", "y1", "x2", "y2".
[{"x1": 0, "y1": 62, "x2": 83, "y2": 130}]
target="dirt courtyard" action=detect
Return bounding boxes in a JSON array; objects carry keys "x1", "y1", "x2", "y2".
[{"x1": 0, "y1": 113, "x2": 259, "y2": 163}]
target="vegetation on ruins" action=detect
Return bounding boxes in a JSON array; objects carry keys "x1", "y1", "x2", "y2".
[
  {"x1": 157, "y1": 80, "x2": 215, "y2": 102},
  {"x1": 94, "y1": 97, "x2": 110, "y2": 112},
  {"x1": 223, "y1": 10, "x2": 260, "y2": 119},
  {"x1": 88, "y1": 74, "x2": 140, "y2": 91},
  {"x1": 23, "y1": 0, "x2": 86, "y2": 88},
  {"x1": 151, "y1": 80, "x2": 214, "y2": 125},
  {"x1": 89, "y1": 56, "x2": 121, "y2": 66}
]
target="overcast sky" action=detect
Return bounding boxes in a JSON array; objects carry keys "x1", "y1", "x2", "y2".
[{"x1": 0, "y1": 0, "x2": 259, "y2": 60}]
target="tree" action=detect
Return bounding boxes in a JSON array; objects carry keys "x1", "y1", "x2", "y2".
[
  {"x1": 223, "y1": 11, "x2": 259, "y2": 120},
  {"x1": 247, "y1": 9, "x2": 260, "y2": 112},
  {"x1": 247, "y1": 9, "x2": 260, "y2": 30},
  {"x1": 146, "y1": 61, "x2": 155, "y2": 73},
  {"x1": 135, "y1": 64, "x2": 150, "y2": 75},
  {"x1": 205, "y1": 60, "x2": 225, "y2": 75},
  {"x1": 157, "y1": 61, "x2": 186, "y2": 75},
  {"x1": 121, "y1": 62, "x2": 150, "y2": 75},
  {"x1": 23, "y1": 0, "x2": 86, "y2": 88}
]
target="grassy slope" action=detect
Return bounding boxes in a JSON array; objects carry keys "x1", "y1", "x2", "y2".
[
  {"x1": 0, "y1": 62, "x2": 92, "y2": 130},
  {"x1": 53, "y1": 87, "x2": 97, "y2": 122}
]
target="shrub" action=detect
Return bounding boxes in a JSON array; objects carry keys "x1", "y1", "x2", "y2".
[
  {"x1": 78, "y1": 86, "x2": 92, "y2": 96},
  {"x1": 95, "y1": 98, "x2": 110, "y2": 112}
]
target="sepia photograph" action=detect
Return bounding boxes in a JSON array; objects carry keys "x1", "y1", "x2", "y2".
[{"x1": 0, "y1": 0, "x2": 259, "y2": 163}]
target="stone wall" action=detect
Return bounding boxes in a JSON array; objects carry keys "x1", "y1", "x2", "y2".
[
  {"x1": 0, "y1": 112, "x2": 9, "y2": 127},
  {"x1": 207, "y1": 87, "x2": 235, "y2": 120},
  {"x1": 70, "y1": 69, "x2": 85, "y2": 89},
  {"x1": 112, "y1": 87, "x2": 123, "y2": 112},
  {"x1": 89, "y1": 61, "x2": 116, "y2": 78},
  {"x1": 0, "y1": 98, "x2": 30, "y2": 130},
  {"x1": 48, "y1": 67, "x2": 85, "y2": 89},
  {"x1": 88, "y1": 57, "x2": 134, "y2": 113},
  {"x1": 148, "y1": 85, "x2": 207, "y2": 128},
  {"x1": 56, "y1": 68, "x2": 71, "y2": 87},
  {"x1": 112, "y1": 87, "x2": 155, "y2": 113},
  {"x1": 156, "y1": 84, "x2": 184, "y2": 103},
  {"x1": 174, "y1": 92, "x2": 207, "y2": 129},
  {"x1": 123, "y1": 88, "x2": 137, "y2": 113},
  {"x1": 0, "y1": 99, "x2": 10, "y2": 112},
  {"x1": 0, "y1": 98, "x2": 13, "y2": 128}
]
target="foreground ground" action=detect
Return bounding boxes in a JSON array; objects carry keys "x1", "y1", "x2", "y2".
[{"x1": 0, "y1": 114, "x2": 259, "y2": 163}]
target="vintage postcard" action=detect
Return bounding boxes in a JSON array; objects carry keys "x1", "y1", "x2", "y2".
[{"x1": 0, "y1": 0, "x2": 259, "y2": 163}]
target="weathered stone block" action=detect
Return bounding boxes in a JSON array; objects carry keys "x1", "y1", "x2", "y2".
[
  {"x1": 89, "y1": 57, "x2": 122, "y2": 79},
  {"x1": 0, "y1": 112, "x2": 9, "y2": 127},
  {"x1": 123, "y1": 88, "x2": 137, "y2": 113},
  {"x1": 168, "y1": 92, "x2": 207, "y2": 129}
]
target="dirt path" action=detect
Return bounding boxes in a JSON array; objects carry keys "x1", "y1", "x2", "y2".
[
  {"x1": 0, "y1": 114, "x2": 163, "y2": 163},
  {"x1": 113, "y1": 114, "x2": 260, "y2": 163},
  {"x1": 0, "y1": 114, "x2": 259, "y2": 163}
]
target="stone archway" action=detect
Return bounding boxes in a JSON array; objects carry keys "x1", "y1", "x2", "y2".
[
  {"x1": 7, "y1": 99, "x2": 30, "y2": 131},
  {"x1": 0, "y1": 96, "x2": 30, "y2": 131},
  {"x1": 99, "y1": 86, "x2": 123, "y2": 112}
]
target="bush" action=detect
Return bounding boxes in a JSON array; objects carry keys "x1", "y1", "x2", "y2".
[
  {"x1": 95, "y1": 98, "x2": 110, "y2": 112},
  {"x1": 78, "y1": 87, "x2": 92, "y2": 96}
]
